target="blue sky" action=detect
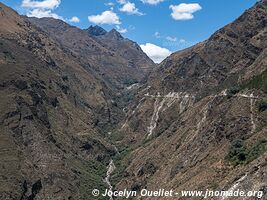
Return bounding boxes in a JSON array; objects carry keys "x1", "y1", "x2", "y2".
[{"x1": 2, "y1": 0, "x2": 258, "y2": 63}]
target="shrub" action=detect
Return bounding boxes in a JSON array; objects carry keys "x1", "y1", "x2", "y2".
[
  {"x1": 226, "y1": 139, "x2": 266, "y2": 166},
  {"x1": 227, "y1": 86, "x2": 241, "y2": 97},
  {"x1": 3, "y1": 51, "x2": 15, "y2": 62},
  {"x1": 123, "y1": 79, "x2": 138, "y2": 86},
  {"x1": 240, "y1": 69, "x2": 267, "y2": 93},
  {"x1": 111, "y1": 148, "x2": 132, "y2": 184},
  {"x1": 258, "y1": 99, "x2": 267, "y2": 112}
]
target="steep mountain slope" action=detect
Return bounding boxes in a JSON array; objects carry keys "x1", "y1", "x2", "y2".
[
  {"x1": 28, "y1": 19, "x2": 155, "y2": 89},
  {"x1": 148, "y1": 0, "x2": 267, "y2": 97},
  {"x1": 86, "y1": 26, "x2": 155, "y2": 73},
  {"x1": 115, "y1": 1, "x2": 267, "y2": 199},
  {"x1": 0, "y1": 3, "x2": 132, "y2": 199}
]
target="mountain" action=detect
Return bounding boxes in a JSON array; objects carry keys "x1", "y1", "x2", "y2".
[
  {"x1": 148, "y1": 1, "x2": 267, "y2": 97},
  {"x1": 87, "y1": 25, "x2": 107, "y2": 36},
  {"x1": 28, "y1": 19, "x2": 155, "y2": 89},
  {"x1": 0, "y1": 2, "x2": 150, "y2": 199},
  {"x1": 0, "y1": 1, "x2": 267, "y2": 200},
  {"x1": 86, "y1": 26, "x2": 155, "y2": 73},
  {"x1": 115, "y1": 1, "x2": 267, "y2": 199}
]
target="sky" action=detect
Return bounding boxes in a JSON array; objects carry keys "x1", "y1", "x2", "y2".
[{"x1": 1, "y1": 0, "x2": 258, "y2": 63}]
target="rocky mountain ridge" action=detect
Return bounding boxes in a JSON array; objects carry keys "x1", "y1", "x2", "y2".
[{"x1": 28, "y1": 18, "x2": 155, "y2": 89}]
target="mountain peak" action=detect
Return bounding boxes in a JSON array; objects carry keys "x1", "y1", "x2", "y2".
[
  {"x1": 86, "y1": 25, "x2": 107, "y2": 36},
  {"x1": 106, "y1": 28, "x2": 123, "y2": 40}
]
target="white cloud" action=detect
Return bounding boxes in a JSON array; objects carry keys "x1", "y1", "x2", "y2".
[
  {"x1": 117, "y1": 0, "x2": 127, "y2": 4},
  {"x1": 116, "y1": 25, "x2": 127, "y2": 33},
  {"x1": 22, "y1": 0, "x2": 62, "y2": 19},
  {"x1": 166, "y1": 36, "x2": 177, "y2": 42},
  {"x1": 22, "y1": 0, "x2": 61, "y2": 9},
  {"x1": 105, "y1": 2, "x2": 114, "y2": 10},
  {"x1": 141, "y1": 0, "x2": 165, "y2": 5},
  {"x1": 26, "y1": 8, "x2": 63, "y2": 19},
  {"x1": 140, "y1": 43, "x2": 171, "y2": 63},
  {"x1": 170, "y1": 3, "x2": 202, "y2": 20},
  {"x1": 69, "y1": 16, "x2": 80, "y2": 23},
  {"x1": 88, "y1": 10, "x2": 121, "y2": 25},
  {"x1": 120, "y1": 2, "x2": 143, "y2": 15}
]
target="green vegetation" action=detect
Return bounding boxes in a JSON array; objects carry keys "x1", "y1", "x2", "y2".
[
  {"x1": 240, "y1": 69, "x2": 267, "y2": 93},
  {"x1": 62, "y1": 75, "x2": 69, "y2": 81},
  {"x1": 123, "y1": 79, "x2": 138, "y2": 86},
  {"x1": 225, "y1": 139, "x2": 266, "y2": 166},
  {"x1": 227, "y1": 86, "x2": 241, "y2": 97},
  {"x1": 110, "y1": 147, "x2": 132, "y2": 185},
  {"x1": 67, "y1": 157, "x2": 107, "y2": 200},
  {"x1": 258, "y1": 99, "x2": 267, "y2": 112},
  {"x1": 213, "y1": 69, "x2": 267, "y2": 98},
  {"x1": 3, "y1": 51, "x2": 15, "y2": 62},
  {"x1": 113, "y1": 90, "x2": 137, "y2": 110},
  {"x1": 142, "y1": 136, "x2": 154, "y2": 146},
  {"x1": 107, "y1": 131, "x2": 124, "y2": 142},
  {"x1": 119, "y1": 90, "x2": 136, "y2": 106}
]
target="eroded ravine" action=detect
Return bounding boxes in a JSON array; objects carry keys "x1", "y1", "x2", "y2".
[
  {"x1": 146, "y1": 92, "x2": 195, "y2": 138},
  {"x1": 104, "y1": 160, "x2": 116, "y2": 200}
]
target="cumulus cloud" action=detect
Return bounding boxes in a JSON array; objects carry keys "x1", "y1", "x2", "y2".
[
  {"x1": 141, "y1": 0, "x2": 165, "y2": 5},
  {"x1": 120, "y1": 2, "x2": 143, "y2": 15},
  {"x1": 116, "y1": 25, "x2": 127, "y2": 33},
  {"x1": 69, "y1": 16, "x2": 80, "y2": 23},
  {"x1": 166, "y1": 36, "x2": 177, "y2": 42},
  {"x1": 140, "y1": 43, "x2": 171, "y2": 63},
  {"x1": 88, "y1": 10, "x2": 121, "y2": 25},
  {"x1": 170, "y1": 3, "x2": 202, "y2": 20},
  {"x1": 27, "y1": 9, "x2": 62, "y2": 19},
  {"x1": 22, "y1": 0, "x2": 61, "y2": 9},
  {"x1": 22, "y1": 0, "x2": 63, "y2": 19}
]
